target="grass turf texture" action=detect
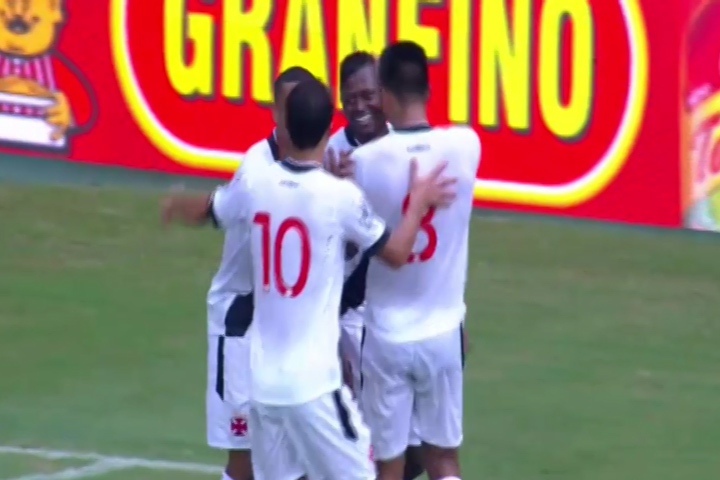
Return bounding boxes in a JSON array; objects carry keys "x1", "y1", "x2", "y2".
[{"x1": 0, "y1": 183, "x2": 719, "y2": 480}]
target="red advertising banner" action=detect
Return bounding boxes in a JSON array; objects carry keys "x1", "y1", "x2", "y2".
[{"x1": 0, "y1": 0, "x2": 700, "y2": 228}]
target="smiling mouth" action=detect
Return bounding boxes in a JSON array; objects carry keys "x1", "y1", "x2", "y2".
[{"x1": 354, "y1": 114, "x2": 373, "y2": 126}]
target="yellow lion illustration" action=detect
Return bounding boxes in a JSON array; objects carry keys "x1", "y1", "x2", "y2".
[{"x1": 0, "y1": 0, "x2": 93, "y2": 149}]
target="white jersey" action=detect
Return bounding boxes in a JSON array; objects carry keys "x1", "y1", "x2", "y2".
[
  {"x1": 206, "y1": 134, "x2": 280, "y2": 336},
  {"x1": 326, "y1": 126, "x2": 365, "y2": 279},
  {"x1": 326, "y1": 125, "x2": 391, "y2": 286},
  {"x1": 353, "y1": 125, "x2": 481, "y2": 343},
  {"x1": 326, "y1": 126, "x2": 361, "y2": 158},
  {"x1": 325, "y1": 123, "x2": 392, "y2": 164},
  {"x1": 210, "y1": 158, "x2": 389, "y2": 405}
]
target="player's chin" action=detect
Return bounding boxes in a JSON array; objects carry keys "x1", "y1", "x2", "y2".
[{"x1": 356, "y1": 119, "x2": 383, "y2": 136}]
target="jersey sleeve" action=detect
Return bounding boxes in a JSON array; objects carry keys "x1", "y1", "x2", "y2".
[
  {"x1": 339, "y1": 182, "x2": 389, "y2": 257},
  {"x1": 209, "y1": 176, "x2": 251, "y2": 229}
]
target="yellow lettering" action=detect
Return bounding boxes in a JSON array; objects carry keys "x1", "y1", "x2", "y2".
[
  {"x1": 164, "y1": 0, "x2": 214, "y2": 97},
  {"x1": 448, "y1": 0, "x2": 470, "y2": 123},
  {"x1": 538, "y1": 0, "x2": 594, "y2": 139},
  {"x1": 397, "y1": 0, "x2": 440, "y2": 60},
  {"x1": 222, "y1": 0, "x2": 273, "y2": 103},
  {"x1": 336, "y1": 0, "x2": 388, "y2": 107},
  {"x1": 479, "y1": 0, "x2": 531, "y2": 130},
  {"x1": 279, "y1": 0, "x2": 330, "y2": 84}
]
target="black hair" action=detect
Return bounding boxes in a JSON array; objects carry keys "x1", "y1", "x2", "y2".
[
  {"x1": 340, "y1": 51, "x2": 376, "y2": 87},
  {"x1": 285, "y1": 79, "x2": 334, "y2": 150},
  {"x1": 273, "y1": 66, "x2": 316, "y2": 98},
  {"x1": 378, "y1": 41, "x2": 429, "y2": 101}
]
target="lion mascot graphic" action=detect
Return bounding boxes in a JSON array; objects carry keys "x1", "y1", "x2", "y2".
[{"x1": 0, "y1": 0, "x2": 95, "y2": 150}]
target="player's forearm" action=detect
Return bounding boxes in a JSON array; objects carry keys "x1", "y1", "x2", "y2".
[
  {"x1": 379, "y1": 202, "x2": 425, "y2": 268},
  {"x1": 161, "y1": 194, "x2": 214, "y2": 226}
]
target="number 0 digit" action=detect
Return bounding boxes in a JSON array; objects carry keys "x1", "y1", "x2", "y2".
[{"x1": 253, "y1": 212, "x2": 312, "y2": 297}]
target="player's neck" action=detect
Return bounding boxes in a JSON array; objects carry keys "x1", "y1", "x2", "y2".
[
  {"x1": 348, "y1": 123, "x2": 389, "y2": 146},
  {"x1": 285, "y1": 147, "x2": 325, "y2": 165},
  {"x1": 389, "y1": 104, "x2": 429, "y2": 130}
]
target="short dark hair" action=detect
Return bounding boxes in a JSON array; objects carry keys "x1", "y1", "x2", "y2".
[
  {"x1": 378, "y1": 41, "x2": 429, "y2": 101},
  {"x1": 340, "y1": 51, "x2": 375, "y2": 87},
  {"x1": 274, "y1": 66, "x2": 315, "y2": 98},
  {"x1": 285, "y1": 79, "x2": 334, "y2": 150}
]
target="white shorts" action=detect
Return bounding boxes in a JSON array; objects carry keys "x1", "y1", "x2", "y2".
[
  {"x1": 361, "y1": 325, "x2": 464, "y2": 460},
  {"x1": 250, "y1": 387, "x2": 375, "y2": 480},
  {"x1": 206, "y1": 335, "x2": 251, "y2": 450},
  {"x1": 340, "y1": 309, "x2": 364, "y2": 395}
]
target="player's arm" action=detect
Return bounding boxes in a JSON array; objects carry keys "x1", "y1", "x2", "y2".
[
  {"x1": 342, "y1": 160, "x2": 456, "y2": 268},
  {"x1": 160, "y1": 162, "x2": 248, "y2": 227},
  {"x1": 161, "y1": 175, "x2": 250, "y2": 228},
  {"x1": 160, "y1": 191, "x2": 214, "y2": 226}
]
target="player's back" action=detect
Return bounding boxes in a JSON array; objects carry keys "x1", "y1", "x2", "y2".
[
  {"x1": 354, "y1": 125, "x2": 481, "y2": 342},
  {"x1": 245, "y1": 160, "x2": 349, "y2": 404}
]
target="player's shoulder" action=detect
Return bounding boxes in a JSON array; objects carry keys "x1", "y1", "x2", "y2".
[
  {"x1": 351, "y1": 132, "x2": 394, "y2": 162},
  {"x1": 233, "y1": 135, "x2": 278, "y2": 179},
  {"x1": 327, "y1": 126, "x2": 357, "y2": 152},
  {"x1": 246, "y1": 136, "x2": 278, "y2": 164},
  {"x1": 434, "y1": 124, "x2": 481, "y2": 149}
]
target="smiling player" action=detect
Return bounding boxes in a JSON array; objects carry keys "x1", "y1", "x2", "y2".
[
  {"x1": 327, "y1": 52, "x2": 389, "y2": 396},
  {"x1": 326, "y1": 51, "x2": 425, "y2": 480}
]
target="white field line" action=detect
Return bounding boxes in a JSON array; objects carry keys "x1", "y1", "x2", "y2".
[
  {"x1": 0, "y1": 445, "x2": 222, "y2": 475},
  {"x1": 3, "y1": 460, "x2": 127, "y2": 480}
]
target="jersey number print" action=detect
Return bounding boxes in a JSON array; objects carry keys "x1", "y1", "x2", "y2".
[
  {"x1": 401, "y1": 194, "x2": 437, "y2": 263},
  {"x1": 253, "y1": 213, "x2": 311, "y2": 297}
]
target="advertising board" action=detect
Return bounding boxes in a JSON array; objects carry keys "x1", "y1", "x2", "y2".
[
  {"x1": 684, "y1": 0, "x2": 720, "y2": 232},
  {"x1": 0, "y1": 0, "x2": 698, "y2": 228}
]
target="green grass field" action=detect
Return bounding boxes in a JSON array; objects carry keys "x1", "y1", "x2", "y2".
[{"x1": 0, "y1": 182, "x2": 719, "y2": 480}]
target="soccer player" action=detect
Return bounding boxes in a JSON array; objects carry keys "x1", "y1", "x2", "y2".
[
  {"x1": 162, "y1": 66, "x2": 315, "y2": 480},
  {"x1": 207, "y1": 77, "x2": 456, "y2": 480},
  {"x1": 352, "y1": 41, "x2": 481, "y2": 480},
  {"x1": 327, "y1": 50, "x2": 425, "y2": 480},
  {"x1": 327, "y1": 51, "x2": 388, "y2": 395}
]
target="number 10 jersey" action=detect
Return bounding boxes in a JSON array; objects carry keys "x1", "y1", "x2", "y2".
[{"x1": 211, "y1": 157, "x2": 389, "y2": 406}]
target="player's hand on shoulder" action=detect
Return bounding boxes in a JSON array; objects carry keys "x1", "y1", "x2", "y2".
[
  {"x1": 326, "y1": 148, "x2": 355, "y2": 178},
  {"x1": 407, "y1": 158, "x2": 457, "y2": 213}
]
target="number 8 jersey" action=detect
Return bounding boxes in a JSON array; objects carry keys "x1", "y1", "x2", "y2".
[
  {"x1": 352, "y1": 125, "x2": 482, "y2": 343},
  {"x1": 210, "y1": 157, "x2": 390, "y2": 406}
]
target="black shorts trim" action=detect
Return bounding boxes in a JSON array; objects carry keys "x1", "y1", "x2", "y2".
[
  {"x1": 332, "y1": 389, "x2": 358, "y2": 441},
  {"x1": 460, "y1": 323, "x2": 465, "y2": 368},
  {"x1": 207, "y1": 200, "x2": 220, "y2": 228},
  {"x1": 359, "y1": 326, "x2": 367, "y2": 390},
  {"x1": 224, "y1": 293, "x2": 254, "y2": 337},
  {"x1": 215, "y1": 336, "x2": 225, "y2": 400}
]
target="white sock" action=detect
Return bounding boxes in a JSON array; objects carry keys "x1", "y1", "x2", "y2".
[
  {"x1": 438, "y1": 477, "x2": 461, "y2": 480},
  {"x1": 221, "y1": 472, "x2": 234, "y2": 480}
]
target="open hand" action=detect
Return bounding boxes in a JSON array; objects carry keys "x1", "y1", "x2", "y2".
[
  {"x1": 408, "y1": 159, "x2": 457, "y2": 211},
  {"x1": 326, "y1": 148, "x2": 354, "y2": 178}
]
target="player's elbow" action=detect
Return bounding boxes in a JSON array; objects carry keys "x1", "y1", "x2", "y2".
[{"x1": 378, "y1": 247, "x2": 406, "y2": 269}]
